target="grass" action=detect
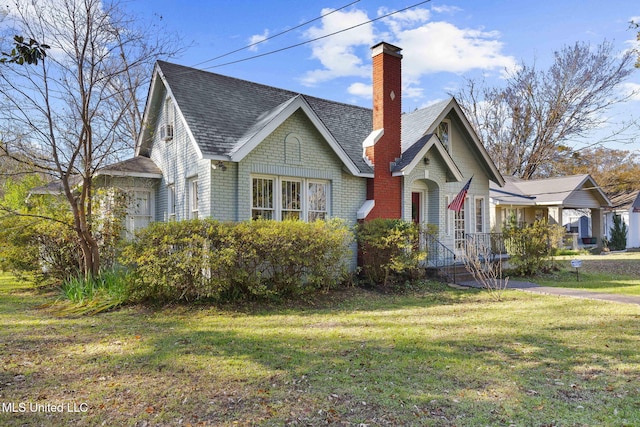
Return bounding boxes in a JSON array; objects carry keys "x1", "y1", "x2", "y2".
[
  {"x1": 1, "y1": 272, "x2": 639, "y2": 426},
  {"x1": 530, "y1": 251, "x2": 640, "y2": 296}
]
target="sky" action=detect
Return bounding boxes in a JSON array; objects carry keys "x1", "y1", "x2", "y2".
[{"x1": 4, "y1": 0, "x2": 640, "y2": 152}]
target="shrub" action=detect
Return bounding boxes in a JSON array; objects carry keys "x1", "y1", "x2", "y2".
[
  {"x1": 503, "y1": 219, "x2": 565, "y2": 276},
  {"x1": 609, "y1": 214, "x2": 628, "y2": 251},
  {"x1": 120, "y1": 219, "x2": 353, "y2": 303},
  {"x1": 356, "y1": 218, "x2": 426, "y2": 287},
  {"x1": 0, "y1": 178, "x2": 129, "y2": 284}
]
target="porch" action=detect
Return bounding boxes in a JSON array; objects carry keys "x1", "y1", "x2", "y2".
[{"x1": 423, "y1": 232, "x2": 509, "y2": 284}]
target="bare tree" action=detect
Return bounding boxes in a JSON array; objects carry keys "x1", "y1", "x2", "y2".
[
  {"x1": 0, "y1": 0, "x2": 181, "y2": 277},
  {"x1": 632, "y1": 20, "x2": 639, "y2": 68},
  {"x1": 457, "y1": 41, "x2": 637, "y2": 179},
  {"x1": 551, "y1": 147, "x2": 640, "y2": 194}
]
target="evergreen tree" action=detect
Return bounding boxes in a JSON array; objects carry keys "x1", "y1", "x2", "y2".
[{"x1": 609, "y1": 215, "x2": 628, "y2": 251}]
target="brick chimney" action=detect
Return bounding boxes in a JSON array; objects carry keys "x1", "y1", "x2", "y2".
[{"x1": 365, "y1": 42, "x2": 403, "y2": 219}]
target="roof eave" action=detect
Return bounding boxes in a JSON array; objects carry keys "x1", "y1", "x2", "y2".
[
  {"x1": 95, "y1": 170, "x2": 163, "y2": 179},
  {"x1": 392, "y1": 135, "x2": 464, "y2": 181}
]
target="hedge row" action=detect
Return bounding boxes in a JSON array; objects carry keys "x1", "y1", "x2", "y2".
[{"x1": 120, "y1": 219, "x2": 353, "y2": 302}]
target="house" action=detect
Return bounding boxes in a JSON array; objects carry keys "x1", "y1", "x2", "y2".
[
  {"x1": 99, "y1": 42, "x2": 504, "y2": 261},
  {"x1": 604, "y1": 190, "x2": 640, "y2": 249},
  {"x1": 489, "y1": 174, "x2": 611, "y2": 248}
]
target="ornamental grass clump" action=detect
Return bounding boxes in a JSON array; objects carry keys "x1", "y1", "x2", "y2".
[{"x1": 54, "y1": 267, "x2": 130, "y2": 316}]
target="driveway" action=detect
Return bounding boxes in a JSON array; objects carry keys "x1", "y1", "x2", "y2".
[{"x1": 458, "y1": 280, "x2": 640, "y2": 306}]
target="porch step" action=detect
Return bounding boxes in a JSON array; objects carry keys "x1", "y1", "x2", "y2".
[{"x1": 427, "y1": 263, "x2": 474, "y2": 284}]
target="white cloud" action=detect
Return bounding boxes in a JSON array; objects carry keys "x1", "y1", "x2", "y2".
[
  {"x1": 396, "y1": 22, "x2": 517, "y2": 78},
  {"x1": 621, "y1": 82, "x2": 640, "y2": 102},
  {"x1": 347, "y1": 82, "x2": 371, "y2": 98},
  {"x1": 377, "y1": 7, "x2": 430, "y2": 34},
  {"x1": 247, "y1": 30, "x2": 269, "y2": 52},
  {"x1": 300, "y1": 8, "x2": 374, "y2": 86},
  {"x1": 431, "y1": 5, "x2": 463, "y2": 15},
  {"x1": 300, "y1": 5, "x2": 517, "y2": 100}
]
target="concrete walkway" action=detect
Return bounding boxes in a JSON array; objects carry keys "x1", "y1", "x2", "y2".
[{"x1": 457, "y1": 280, "x2": 640, "y2": 306}]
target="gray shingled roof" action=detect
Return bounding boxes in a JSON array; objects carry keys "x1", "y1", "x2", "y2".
[
  {"x1": 393, "y1": 133, "x2": 432, "y2": 171},
  {"x1": 400, "y1": 98, "x2": 450, "y2": 152},
  {"x1": 157, "y1": 61, "x2": 374, "y2": 174},
  {"x1": 490, "y1": 174, "x2": 611, "y2": 207},
  {"x1": 97, "y1": 156, "x2": 162, "y2": 178},
  {"x1": 608, "y1": 190, "x2": 640, "y2": 211}
]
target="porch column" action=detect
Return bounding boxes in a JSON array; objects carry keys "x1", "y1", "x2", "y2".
[
  {"x1": 548, "y1": 207, "x2": 563, "y2": 226},
  {"x1": 591, "y1": 208, "x2": 604, "y2": 247}
]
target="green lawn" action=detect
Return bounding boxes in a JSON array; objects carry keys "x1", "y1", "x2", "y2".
[
  {"x1": 531, "y1": 252, "x2": 640, "y2": 296},
  {"x1": 1, "y1": 272, "x2": 639, "y2": 426}
]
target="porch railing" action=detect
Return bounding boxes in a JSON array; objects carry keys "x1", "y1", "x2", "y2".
[
  {"x1": 423, "y1": 232, "x2": 457, "y2": 283},
  {"x1": 466, "y1": 233, "x2": 508, "y2": 257}
]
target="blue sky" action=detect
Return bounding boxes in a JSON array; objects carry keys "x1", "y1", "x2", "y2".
[
  {"x1": 125, "y1": 0, "x2": 639, "y2": 152},
  {"x1": 5, "y1": 0, "x2": 640, "y2": 151}
]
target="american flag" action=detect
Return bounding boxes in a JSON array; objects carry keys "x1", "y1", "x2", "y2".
[{"x1": 448, "y1": 177, "x2": 473, "y2": 212}]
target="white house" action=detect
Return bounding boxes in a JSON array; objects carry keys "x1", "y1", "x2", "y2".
[{"x1": 604, "y1": 190, "x2": 640, "y2": 249}]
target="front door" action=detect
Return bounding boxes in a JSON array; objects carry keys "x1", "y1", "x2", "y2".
[{"x1": 411, "y1": 192, "x2": 421, "y2": 224}]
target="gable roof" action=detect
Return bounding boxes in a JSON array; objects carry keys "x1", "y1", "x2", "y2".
[
  {"x1": 607, "y1": 190, "x2": 640, "y2": 212},
  {"x1": 490, "y1": 174, "x2": 611, "y2": 208},
  {"x1": 96, "y1": 156, "x2": 162, "y2": 179},
  {"x1": 399, "y1": 97, "x2": 504, "y2": 185},
  {"x1": 137, "y1": 62, "x2": 504, "y2": 184},
  {"x1": 392, "y1": 133, "x2": 464, "y2": 181},
  {"x1": 138, "y1": 61, "x2": 373, "y2": 176},
  {"x1": 489, "y1": 175, "x2": 537, "y2": 205}
]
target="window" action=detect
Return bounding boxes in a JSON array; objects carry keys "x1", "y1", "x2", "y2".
[
  {"x1": 503, "y1": 207, "x2": 524, "y2": 227},
  {"x1": 127, "y1": 190, "x2": 153, "y2": 235},
  {"x1": 436, "y1": 120, "x2": 450, "y2": 152},
  {"x1": 252, "y1": 177, "x2": 274, "y2": 219},
  {"x1": 252, "y1": 175, "x2": 329, "y2": 221},
  {"x1": 161, "y1": 98, "x2": 175, "y2": 141},
  {"x1": 308, "y1": 181, "x2": 328, "y2": 221},
  {"x1": 189, "y1": 179, "x2": 199, "y2": 219},
  {"x1": 281, "y1": 179, "x2": 302, "y2": 220},
  {"x1": 168, "y1": 184, "x2": 176, "y2": 221},
  {"x1": 475, "y1": 197, "x2": 484, "y2": 233}
]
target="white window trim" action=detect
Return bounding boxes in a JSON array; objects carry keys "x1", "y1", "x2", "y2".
[
  {"x1": 445, "y1": 195, "x2": 451, "y2": 236},
  {"x1": 125, "y1": 188, "x2": 154, "y2": 236},
  {"x1": 474, "y1": 196, "x2": 485, "y2": 233},
  {"x1": 436, "y1": 119, "x2": 452, "y2": 154},
  {"x1": 251, "y1": 174, "x2": 330, "y2": 221},
  {"x1": 189, "y1": 178, "x2": 199, "y2": 219},
  {"x1": 307, "y1": 179, "x2": 330, "y2": 222},
  {"x1": 281, "y1": 178, "x2": 303, "y2": 220},
  {"x1": 167, "y1": 184, "x2": 176, "y2": 221}
]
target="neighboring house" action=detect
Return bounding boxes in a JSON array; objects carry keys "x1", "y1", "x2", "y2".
[
  {"x1": 604, "y1": 190, "x2": 640, "y2": 249},
  {"x1": 100, "y1": 42, "x2": 504, "y2": 261},
  {"x1": 489, "y1": 174, "x2": 611, "y2": 247},
  {"x1": 30, "y1": 157, "x2": 163, "y2": 237}
]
